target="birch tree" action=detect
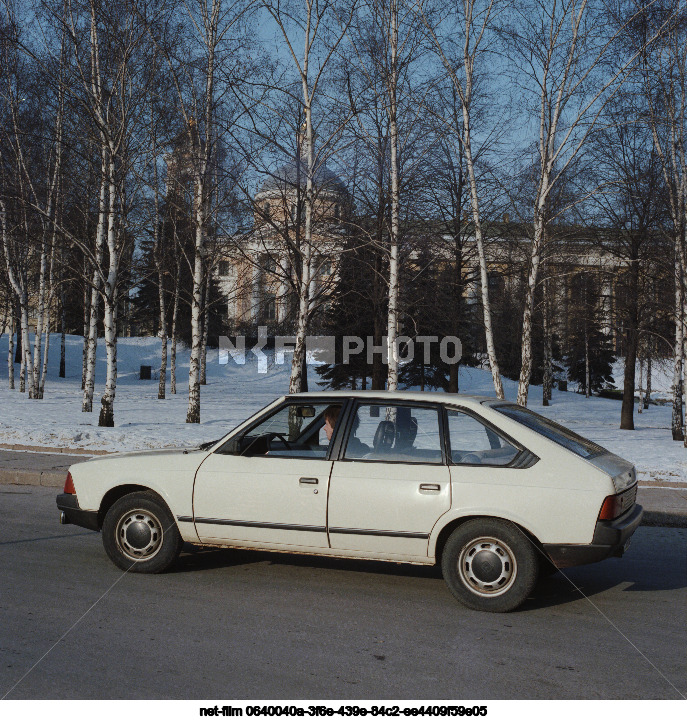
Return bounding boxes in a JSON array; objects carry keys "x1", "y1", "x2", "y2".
[
  {"x1": 262, "y1": 0, "x2": 357, "y2": 393},
  {"x1": 0, "y1": 10, "x2": 36, "y2": 398},
  {"x1": 506, "y1": 0, "x2": 652, "y2": 407},
  {"x1": 415, "y1": 0, "x2": 505, "y2": 398},
  {"x1": 141, "y1": 0, "x2": 252, "y2": 423},
  {"x1": 637, "y1": 4, "x2": 687, "y2": 440},
  {"x1": 54, "y1": 0, "x2": 153, "y2": 424},
  {"x1": 343, "y1": 0, "x2": 427, "y2": 391}
]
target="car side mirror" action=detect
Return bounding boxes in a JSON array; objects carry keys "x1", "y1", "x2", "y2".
[{"x1": 296, "y1": 406, "x2": 316, "y2": 418}]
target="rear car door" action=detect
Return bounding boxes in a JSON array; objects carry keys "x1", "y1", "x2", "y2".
[{"x1": 327, "y1": 401, "x2": 451, "y2": 558}]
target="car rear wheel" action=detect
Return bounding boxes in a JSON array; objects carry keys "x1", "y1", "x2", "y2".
[
  {"x1": 102, "y1": 491, "x2": 182, "y2": 573},
  {"x1": 441, "y1": 519, "x2": 539, "y2": 612}
]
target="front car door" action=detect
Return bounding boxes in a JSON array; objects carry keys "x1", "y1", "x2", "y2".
[
  {"x1": 192, "y1": 400, "x2": 346, "y2": 549},
  {"x1": 328, "y1": 401, "x2": 451, "y2": 559}
]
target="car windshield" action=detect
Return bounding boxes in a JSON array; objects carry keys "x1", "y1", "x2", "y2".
[{"x1": 491, "y1": 403, "x2": 606, "y2": 459}]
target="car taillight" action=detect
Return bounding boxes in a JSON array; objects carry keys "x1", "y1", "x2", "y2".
[
  {"x1": 598, "y1": 495, "x2": 622, "y2": 520},
  {"x1": 63, "y1": 472, "x2": 75, "y2": 494},
  {"x1": 598, "y1": 484, "x2": 638, "y2": 521}
]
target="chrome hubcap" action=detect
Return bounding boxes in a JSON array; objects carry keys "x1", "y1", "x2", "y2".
[
  {"x1": 458, "y1": 536, "x2": 517, "y2": 597},
  {"x1": 116, "y1": 509, "x2": 163, "y2": 562}
]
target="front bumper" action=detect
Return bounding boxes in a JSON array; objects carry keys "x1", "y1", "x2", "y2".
[
  {"x1": 56, "y1": 493, "x2": 100, "y2": 532},
  {"x1": 543, "y1": 503, "x2": 643, "y2": 568}
]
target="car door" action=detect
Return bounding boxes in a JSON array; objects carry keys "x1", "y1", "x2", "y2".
[
  {"x1": 192, "y1": 400, "x2": 344, "y2": 548},
  {"x1": 328, "y1": 402, "x2": 451, "y2": 558}
]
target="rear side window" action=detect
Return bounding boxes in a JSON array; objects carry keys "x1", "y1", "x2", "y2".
[
  {"x1": 493, "y1": 404, "x2": 606, "y2": 458},
  {"x1": 447, "y1": 410, "x2": 518, "y2": 466},
  {"x1": 343, "y1": 404, "x2": 443, "y2": 463}
]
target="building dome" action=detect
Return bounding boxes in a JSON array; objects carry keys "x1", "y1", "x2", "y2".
[{"x1": 258, "y1": 159, "x2": 347, "y2": 197}]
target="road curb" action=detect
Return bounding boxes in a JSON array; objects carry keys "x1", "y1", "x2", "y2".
[
  {"x1": 0, "y1": 469, "x2": 64, "y2": 487},
  {"x1": 640, "y1": 510, "x2": 687, "y2": 528}
]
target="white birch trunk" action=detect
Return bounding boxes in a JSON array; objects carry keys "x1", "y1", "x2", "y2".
[
  {"x1": 289, "y1": 6, "x2": 315, "y2": 395},
  {"x1": 82, "y1": 149, "x2": 108, "y2": 412},
  {"x1": 1, "y1": 199, "x2": 34, "y2": 395},
  {"x1": 186, "y1": 0, "x2": 218, "y2": 423},
  {"x1": 187, "y1": 220, "x2": 205, "y2": 422},
  {"x1": 158, "y1": 301, "x2": 168, "y2": 399},
  {"x1": 171, "y1": 258, "x2": 180, "y2": 395},
  {"x1": 200, "y1": 274, "x2": 210, "y2": 385},
  {"x1": 585, "y1": 323, "x2": 591, "y2": 398},
  {"x1": 517, "y1": 198, "x2": 546, "y2": 407},
  {"x1": 420, "y1": 0, "x2": 504, "y2": 399},
  {"x1": 32, "y1": 230, "x2": 49, "y2": 399},
  {"x1": 385, "y1": 0, "x2": 400, "y2": 392},
  {"x1": 7, "y1": 313, "x2": 14, "y2": 389},
  {"x1": 682, "y1": 299, "x2": 687, "y2": 446},
  {"x1": 671, "y1": 245, "x2": 684, "y2": 440},
  {"x1": 645, "y1": 342, "x2": 652, "y2": 409},
  {"x1": 463, "y1": 127, "x2": 504, "y2": 400},
  {"x1": 19, "y1": 292, "x2": 31, "y2": 395},
  {"x1": 38, "y1": 235, "x2": 56, "y2": 399},
  {"x1": 98, "y1": 154, "x2": 119, "y2": 427},
  {"x1": 637, "y1": 356, "x2": 644, "y2": 414},
  {"x1": 19, "y1": 348, "x2": 25, "y2": 393},
  {"x1": 60, "y1": 249, "x2": 66, "y2": 379},
  {"x1": 81, "y1": 273, "x2": 89, "y2": 389},
  {"x1": 542, "y1": 277, "x2": 552, "y2": 406}
]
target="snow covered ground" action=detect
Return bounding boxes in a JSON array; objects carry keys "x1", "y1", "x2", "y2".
[{"x1": 0, "y1": 333, "x2": 685, "y2": 487}]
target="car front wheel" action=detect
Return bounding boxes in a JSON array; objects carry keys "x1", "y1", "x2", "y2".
[
  {"x1": 102, "y1": 491, "x2": 183, "y2": 573},
  {"x1": 441, "y1": 519, "x2": 539, "y2": 612}
]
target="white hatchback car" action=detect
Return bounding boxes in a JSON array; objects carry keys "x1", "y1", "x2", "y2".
[{"x1": 57, "y1": 391, "x2": 642, "y2": 612}]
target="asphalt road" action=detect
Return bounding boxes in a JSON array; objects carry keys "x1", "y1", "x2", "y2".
[{"x1": 1, "y1": 486, "x2": 685, "y2": 700}]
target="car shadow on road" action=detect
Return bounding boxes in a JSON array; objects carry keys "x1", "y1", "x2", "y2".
[
  {"x1": 521, "y1": 550, "x2": 687, "y2": 611},
  {"x1": 173, "y1": 533, "x2": 686, "y2": 612}
]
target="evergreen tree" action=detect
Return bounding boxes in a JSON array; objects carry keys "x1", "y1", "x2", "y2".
[
  {"x1": 565, "y1": 273, "x2": 615, "y2": 393},
  {"x1": 316, "y1": 236, "x2": 377, "y2": 389}
]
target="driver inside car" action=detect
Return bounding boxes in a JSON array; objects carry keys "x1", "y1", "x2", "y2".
[
  {"x1": 323, "y1": 405, "x2": 342, "y2": 442},
  {"x1": 323, "y1": 405, "x2": 371, "y2": 456}
]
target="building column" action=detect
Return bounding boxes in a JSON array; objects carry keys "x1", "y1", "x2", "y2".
[
  {"x1": 251, "y1": 263, "x2": 261, "y2": 323},
  {"x1": 601, "y1": 278, "x2": 613, "y2": 336},
  {"x1": 277, "y1": 274, "x2": 289, "y2": 323}
]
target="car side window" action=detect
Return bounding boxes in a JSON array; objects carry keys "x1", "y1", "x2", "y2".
[
  {"x1": 229, "y1": 402, "x2": 341, "y2": 458},
  {"x1": 343, "y1": 404, "x2": 443, "y2": 463},
  {"x1": 447, "y1": 409, "x2": 518, "y2": 466}
]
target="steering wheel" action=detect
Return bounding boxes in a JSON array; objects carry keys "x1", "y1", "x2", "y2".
[{"x1": 267, "y1": 432, "x2": 293, "y2": 450}]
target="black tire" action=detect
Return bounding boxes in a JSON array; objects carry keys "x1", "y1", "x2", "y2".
[
  {"x1": 102, "y1": 491, "x2": 183, "y2": 573},
  {"x1": 441, "y1": 518, "x2": 539, "y2": 613}
]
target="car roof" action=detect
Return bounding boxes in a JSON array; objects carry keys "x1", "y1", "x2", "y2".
[{"x1": 286, "y1": 390, "x2": 502, "y2": 408}]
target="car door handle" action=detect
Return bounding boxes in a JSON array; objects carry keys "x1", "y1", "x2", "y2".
[
  {"x1": 299, "y1": 477, "x2": 319, "y2": 485},
  {"x1": 419, "y1": 483, "x2": 441, "y2": 492}
]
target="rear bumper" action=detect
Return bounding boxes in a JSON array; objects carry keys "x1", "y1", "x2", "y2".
[
  {"x1": 56, "y1": 493, "x2": 100, "y2": 532},
  {"x1": 543, "y1": 503, "x2": 643, "y2": 568}
]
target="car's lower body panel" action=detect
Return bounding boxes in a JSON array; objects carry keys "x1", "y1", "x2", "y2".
[
  {"x1": 56, "y1": 493, "x2": 100, "y2": 532},
  {"x1": 543, "y1": 503, "x2": 643, "y2": 568}
]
